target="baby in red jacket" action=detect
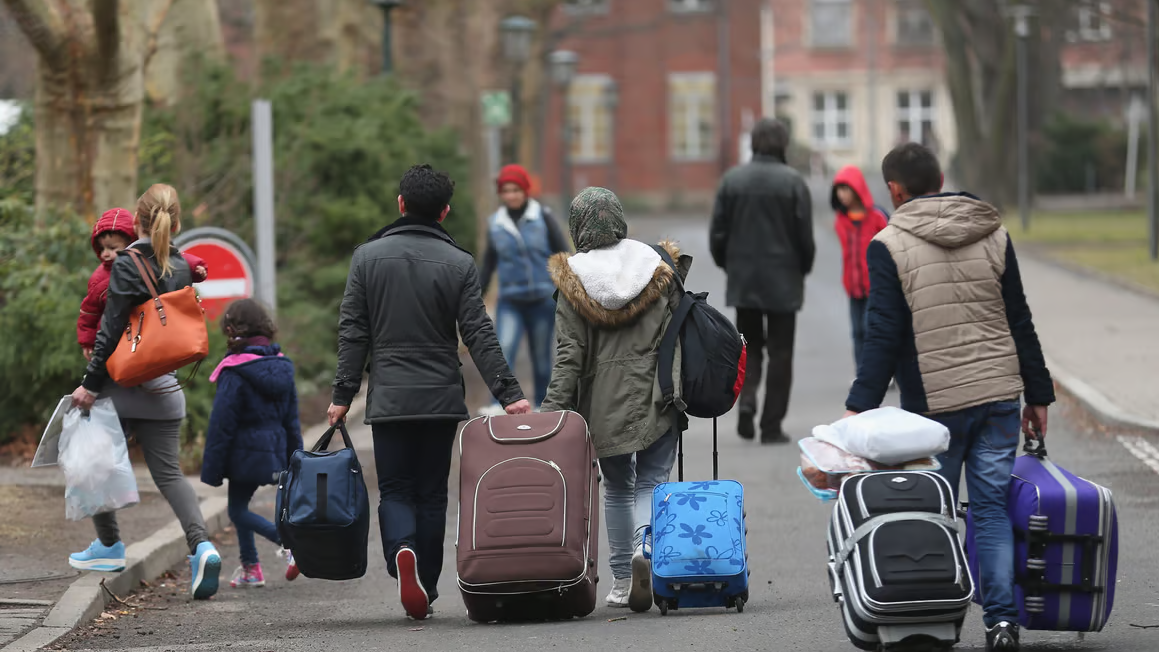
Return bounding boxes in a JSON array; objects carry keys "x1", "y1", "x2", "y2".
[{"x1": 77, "y1": 207, "x2": 209, "y2": 360}]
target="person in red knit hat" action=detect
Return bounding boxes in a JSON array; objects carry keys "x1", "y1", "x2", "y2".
[
  {"x1": 478, "y1": 164, "x2": 571, "y2": 414},
  {"x1": 77, "y1": 207, "x2": 209, "y2": 360}
]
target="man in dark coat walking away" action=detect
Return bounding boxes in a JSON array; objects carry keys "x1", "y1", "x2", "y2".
[
  {"x1": 328, "y1": 165, "x2": 531, "y2": 621},
  {"x1": 709, "y1": 118, "x2": 815, "y2": 444}
]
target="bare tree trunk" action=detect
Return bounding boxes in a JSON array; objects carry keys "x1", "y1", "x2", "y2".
[
  {"x1": 145, "y1": 0, "x2": 224, "y2": 105},
  {"x1": 6, "y1": 0, "x2": 168, "y2": 220},
  {"x1": 253, "y1": 0, "x2": 325, "y2": 72}
]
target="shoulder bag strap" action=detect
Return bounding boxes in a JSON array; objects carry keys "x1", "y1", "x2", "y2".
[{"x1": 124, "y1": 249, "x2": 167, "y2": 325}]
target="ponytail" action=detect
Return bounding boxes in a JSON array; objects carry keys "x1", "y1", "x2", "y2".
[{"x1": 135, "y1": 184, "x2": 183, "y2": 278}]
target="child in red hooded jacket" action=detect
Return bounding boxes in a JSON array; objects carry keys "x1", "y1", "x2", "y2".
[
  {"x1": 831, "y1": 166, "x2": 889, "y2": 371},
  {"x1": 77, "y1": 207, "x2": 209, "y2": 360}
]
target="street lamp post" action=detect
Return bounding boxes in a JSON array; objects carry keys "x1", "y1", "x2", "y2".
[
  {"x1": 604, "y1": 80, "x2": 619, "y2": 192},
  {"x1": 1148, "y1": 0, "x2": 1159, "y2": 260},
  {"x1": 550, "y1": 50, "x2": 579, "y2": 211},
  {"x1": 500, "y1": 16, "x2": 537, "y2": 165},
  {"x1": 370, "y1": 0, "x2": 402, "y2": 76},
  {"x1": 1008, "y1": 2, "x2": 1034, "y2": 232}
]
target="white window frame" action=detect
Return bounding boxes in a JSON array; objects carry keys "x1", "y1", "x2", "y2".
[
  {"x1": 1068, "y1": 1, "x2": 1112, "y2": 42},
  {"x1": 811, "y1": 91, "x2": 852, "y2": 149},
  {"x1": 563, "y1": 0, "x2": 610, "y2": 15},
  {"x1": 567, "y1": 75, "x2": 615, "y2": 164},
  {"x1": 668, "y1": 72, "x2": 717, "y2": 162},
  {"x1": 894, "y1": 0, "x2": 936, "y2": 47},
  {"x1": 810, "y1": 0, "x2": 853, "y2": 49},
  {"x1": 669, "y1": 0, "x2": 713, "y2": 13},
  {"x1": 896, "y1": 89, "x2": 936, "y2": 147}
]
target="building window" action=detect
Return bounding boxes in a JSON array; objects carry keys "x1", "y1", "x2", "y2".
[
  {"x1": 1067, "y1": 1, "x2": 1112, "y2": 42},
  {"x1": 895, "y1": 0, "x2": 936, "y2": 46},
  {"x1": 669, "y1": 0, "x2": 713, "y2": 12},
  {"x1": 563, "y1": 0, "x2": 610, "y2": 14},
  {"x1": 567, "y1": 75, "x2": 615, "y2": 163},
  {"x1": 810, "y1": 0, "x2": 852, "y2": 48},
  {"x1": 896, "y1": 89, "x2": 936, "y2": 149},
  {"x1": 811, "y1": 91, "x2": 851, "y2": 149},
  {"x1": 669, "y1": 73, "x2": 716, "y2": 161}
]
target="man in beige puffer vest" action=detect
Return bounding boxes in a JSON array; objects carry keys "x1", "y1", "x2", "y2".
[{"x1": 843, "y1": 143, "x2": 1055, "y2": 652}]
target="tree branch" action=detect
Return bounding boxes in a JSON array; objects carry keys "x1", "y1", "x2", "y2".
[
  {"x1": 91, "y1": 0, "x2": 119, "y2": 66},
  {"x1": 3, "y1": 0, "x2": 67, "y2": 66},
  {"x1": 141, "y1": 0, "x2": 175, "y2": 70}
]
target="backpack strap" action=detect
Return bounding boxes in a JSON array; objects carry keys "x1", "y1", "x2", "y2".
[{"x1": 650, "y1": 244, "x2": 692, "y2": 405}]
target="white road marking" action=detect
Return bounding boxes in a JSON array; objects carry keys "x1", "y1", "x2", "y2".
[{"x1": 1117, "y1": 435, "x2": 1159, "y2": 475}]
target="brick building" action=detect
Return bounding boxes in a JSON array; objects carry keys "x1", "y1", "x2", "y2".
[{"x1": 542, "y1": 0, "x2": 768, "y2": 209}]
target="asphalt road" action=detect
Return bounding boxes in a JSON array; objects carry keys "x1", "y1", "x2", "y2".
[{"x1": 56, "y1": 213, "x2": 1159, "y2": 651}]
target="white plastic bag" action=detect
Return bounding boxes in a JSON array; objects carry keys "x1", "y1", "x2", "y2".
[
  {"x1": 58, "y1": 398, "x2": 139, "y2": 521},
  {"x1": 812, "y1": 406, "x2": 950, "y2": 465}
]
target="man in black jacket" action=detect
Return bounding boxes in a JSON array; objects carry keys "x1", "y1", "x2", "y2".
[
  {"x1": 709, "y1": 118, "x2": 815, "y2": 444},
  {"x1": 328, "y1": 165, "x2": 531, "y2": 621}
]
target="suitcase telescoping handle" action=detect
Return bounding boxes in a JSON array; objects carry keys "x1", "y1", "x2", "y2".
[
  {"x1": 676, "y1": 417, "x2": 719, "y2": 482},
  {"x1": 311, "y1": 421, "x2": 354, "y2": 452}
]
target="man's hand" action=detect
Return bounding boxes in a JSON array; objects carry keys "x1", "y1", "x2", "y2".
[
  {"x1": 1022, "y1": 404, "x2": 1048, "y2": 439},
  {"x1": 842, "y1": 410, "x2": 859, "y2": 420},
  {"x1": 327, "y1": 403, "x2": 350, "y2": 426},
  {"x1": 504, "y1": 399, "x2": 532, "y2": 415},
  {"x1": 82, "y1": 347, "x2": 93, "y2": 361}
]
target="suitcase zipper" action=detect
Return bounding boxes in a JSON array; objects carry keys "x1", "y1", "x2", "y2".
[{"x1": 472, "y1": 456, "x2": 567, "y2": 550}]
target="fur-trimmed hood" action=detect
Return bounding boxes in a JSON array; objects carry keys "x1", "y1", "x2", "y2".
[{"x1": 549, "y1": 239, "x2": 681, "y2": 329}]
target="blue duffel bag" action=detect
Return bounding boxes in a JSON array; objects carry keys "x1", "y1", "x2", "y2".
[{"x1": 276, "y1": 421, "x2": 370, "y2": 580}]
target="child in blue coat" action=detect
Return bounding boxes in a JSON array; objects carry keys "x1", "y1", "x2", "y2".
[{"x1": 202, "y1": 299, "x2": 304, "y2": 588}]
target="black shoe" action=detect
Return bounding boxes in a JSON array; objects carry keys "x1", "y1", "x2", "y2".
[
  {"x1": 737, "y1": 412, "x2": 755, "y2": 440},
  {"x1": 760, "y1": 431, "x2": 791, "y2": 445},
  {"x1": 985, "y1": 621, "x2": 1020, "y2": 651}
]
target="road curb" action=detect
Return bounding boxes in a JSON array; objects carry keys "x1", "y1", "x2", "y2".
[
  {"x1": 1045, "y1": 353, "x2": 1159, "y2": 437},
  {"x1": 2, "y1": 401, "x2": 366, "y2": 652}
]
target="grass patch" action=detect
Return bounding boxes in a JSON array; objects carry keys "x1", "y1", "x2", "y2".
[{"x1": 1008, "y1": 210, "x2": 1159, "y2": 293}]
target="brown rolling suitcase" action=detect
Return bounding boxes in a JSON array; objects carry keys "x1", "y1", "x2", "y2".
[{"x1": 456, "y1": 410, "x2": 600, "y2": 622}]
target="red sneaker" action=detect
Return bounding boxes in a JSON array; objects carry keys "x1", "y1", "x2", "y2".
[
  {"x1": 395, "y1": 547, "x2": 429, "y2": 620},
  {"x1": 279, "y1": 548, "x2": 300, "y2": 581}
]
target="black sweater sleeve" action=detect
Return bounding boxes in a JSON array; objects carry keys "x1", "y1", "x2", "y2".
[
  {"x1": 1001, "y1": 235, "x2": 1055, "y2": 406},
  {"x1": 845, "y1": 241, "x2": 907, "y2": 412},
  {"x1": 478, "y1": 236, "x2": 498, "y2": 294}
]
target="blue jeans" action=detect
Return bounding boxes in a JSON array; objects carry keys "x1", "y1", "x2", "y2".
[
  {"x1": 599, "y1": 430, "x2": 678, "y2": 580},
  {"x1": 494, "y1": 297, "x2": 556, "y2": 407},
  {"x1": 931, "y1": 400, "x2": 1021, "y2": 628},
  {"x1": 849, "y1": 297, "x2": 867, "y2": 369},
  {"x1": 372, "y1": 420, "x2": 458, "y2": 604},
  {"x1": 227, "y1": 482, "x2": 281, "y2": 566}
]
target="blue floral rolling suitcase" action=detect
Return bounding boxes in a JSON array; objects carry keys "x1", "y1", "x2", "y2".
[{"x1": 645, "y1": 418, "x2": 749, "y2": 615}]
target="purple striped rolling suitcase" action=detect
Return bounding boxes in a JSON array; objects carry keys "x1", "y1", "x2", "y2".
[{"x1": 965, "y1": 439, "x2": 1118, "y2": 632}]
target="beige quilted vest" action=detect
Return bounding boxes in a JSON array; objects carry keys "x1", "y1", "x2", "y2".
[{"x1": 874, "y1": 195, "x2": 1024, "y2": 414}]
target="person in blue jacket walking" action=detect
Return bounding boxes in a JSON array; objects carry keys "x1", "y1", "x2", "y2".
[
  {"x1": 201, "y1": 299, "x2": 304, "y2": 589},
  {"x1": 478, "y1": 164, "x2": 571, "y2": 412}
]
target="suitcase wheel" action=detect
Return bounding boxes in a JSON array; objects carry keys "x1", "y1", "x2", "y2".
[
  {"x1": 734, "y1": 597, "x2": 745, "y2": 613},
  {"x1": 659, "y1": 600, "x2": 668, "y2": 616}
]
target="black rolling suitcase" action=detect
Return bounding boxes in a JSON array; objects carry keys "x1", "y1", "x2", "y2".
[{"x1": 826, "y1": 471, "x2": 973, "y2": 651}]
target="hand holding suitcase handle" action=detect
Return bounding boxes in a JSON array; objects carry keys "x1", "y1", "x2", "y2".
[
  {"x1": 311, "y1": 421, "x2": 355, "y2": 453},
  {"x1": 1022, "y1": 427, "x2": 1047, "y2": 459}
]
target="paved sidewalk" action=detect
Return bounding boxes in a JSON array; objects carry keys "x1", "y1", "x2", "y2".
[{"x1": 1017, "y1": 252, "x2": 1159, "y2": 427}]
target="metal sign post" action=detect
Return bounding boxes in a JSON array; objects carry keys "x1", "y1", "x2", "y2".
[{"x1": 252, "y1": 99, "x2": 277, "y2": 314}]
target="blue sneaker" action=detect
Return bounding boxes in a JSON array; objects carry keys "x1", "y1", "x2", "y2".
[
  {"x1": 189, "y1": 542, "x2": 222, "y2": 600},
  {"x1": 68, "y1": 539, "x2": 126, "y2": 572}
]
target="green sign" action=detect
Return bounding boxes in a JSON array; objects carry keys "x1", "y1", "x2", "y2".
[{"x1": 481, "y1": 91, "x2": 512, "y2": 127}]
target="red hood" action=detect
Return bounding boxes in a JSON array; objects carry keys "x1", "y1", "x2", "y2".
[
  {"x1": 831, "y1": 166, "x2": 875, "y2": 215},
  {"x1": 91, "y1": 208, "x2": 137, "y2": 263}
]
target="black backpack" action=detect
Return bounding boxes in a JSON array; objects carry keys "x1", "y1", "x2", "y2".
[{"x1": 652, "y1": 246, "x2": 747, "y2": 419}]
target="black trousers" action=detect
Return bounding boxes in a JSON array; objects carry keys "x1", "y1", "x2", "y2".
[
  {"x1": 372, "y1": 420, "x2": 458, "y2": 604},
  {"x1": 735, "y1": 309, "x2": 797, "y2": 435}
]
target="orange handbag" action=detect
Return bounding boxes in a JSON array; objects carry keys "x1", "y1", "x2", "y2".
[{"x1": 106, "y1": 249, "x2": 210, "y2": 388}]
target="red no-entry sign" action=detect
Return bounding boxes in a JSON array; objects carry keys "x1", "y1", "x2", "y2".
[{"x1": 180, "y1": 236, "x2": 256, "y2": 321}]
